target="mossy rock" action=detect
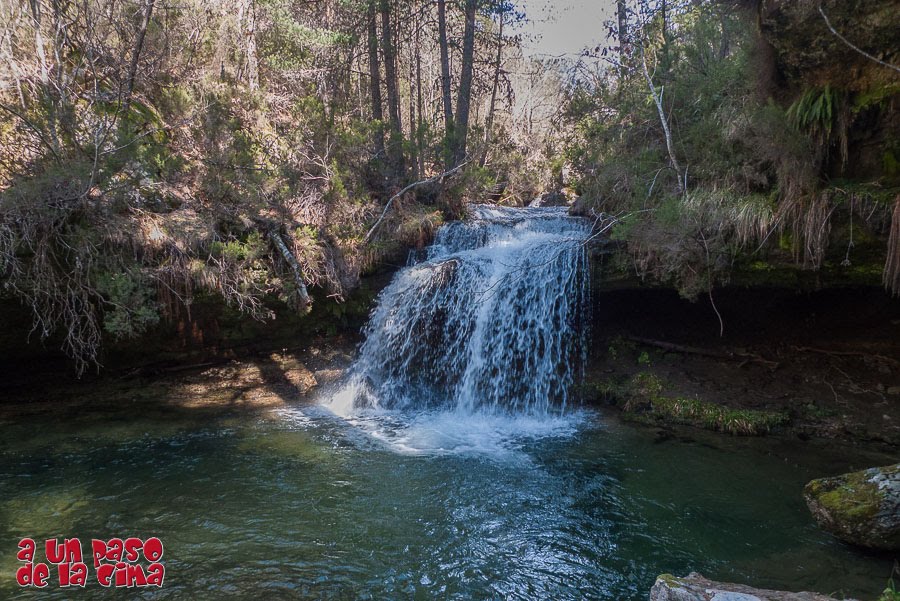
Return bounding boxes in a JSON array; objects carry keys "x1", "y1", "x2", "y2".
[
  {"x1": 649, "y1": 572, "x2": 849, "y2": 601},
  {"x1": 803, "y1": 463, "x2": 900, "y2": 550}
]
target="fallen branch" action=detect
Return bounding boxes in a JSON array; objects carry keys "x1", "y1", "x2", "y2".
[
  {"x1": 626, "y1": 336, "x2": 779, "y2": 369},
  {"x1": 364, "y1": 161, "x2": 469, "y2": 244},
  {"x1": 268, "y1": 229, "x2": 311, "y2": 312},
  {"x1": 791, "y1": 345, "x2": 900, "y2": 367}
]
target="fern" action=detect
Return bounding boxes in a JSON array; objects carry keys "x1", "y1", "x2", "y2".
[
  {"x1": 787, "y1": 85, "x2": 837, "y2": 135},
  {"x1": 787, "y1": 85, "x2": 851, "y2": 167}
]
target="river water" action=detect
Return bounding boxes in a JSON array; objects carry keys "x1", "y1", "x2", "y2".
[
  {"x1": 0, "y1": 404, "x2": 894, "y2": 599},
  {"x1": 1, "y1": 206, "x2": 895, "y2": 598}
]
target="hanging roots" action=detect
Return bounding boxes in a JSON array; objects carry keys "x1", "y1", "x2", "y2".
[
  {"x1": 884, "y1": 195, "x2": 900, "y2": 296},
  {"x1": 777, "y1": 191, "x2": 835, "y2": 270}
]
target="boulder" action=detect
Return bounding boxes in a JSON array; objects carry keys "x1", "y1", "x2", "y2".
[
  {"x1": 650, "y1": 573, "x2": 852, "y2": 601},
  {"x1": 804, "y1": 462, "x2": 900, "y2": 550},
  {"x1": 425, "y1": 258, "x2": 459, "y2": 291},
  {"x1": 529, "y1": 190, "x2": 569, "y2": 207},
  {"x1": 568, "y1": 196, "x2": 592, "y2": 217}
]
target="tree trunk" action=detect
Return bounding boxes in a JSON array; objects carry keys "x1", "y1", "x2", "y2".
[
  {"x1": 885, "y1": 196, "x2": 900, "y2": 296},
  {"x1": 415, "y1": 6, "x2": 425, "y2": 178},
  {"x1": 366, "y1": 0, "x2": 385, "y2": 160},
  {"x1": 437, "y1": 0, "x2": 453, "y2": 170},
  {"x1": 239, "y1": 0, "x2": 259, "y2": 91},
  {"x1": 660, "y1": 0, "x2": 668, "y2": 44},
  {"x1": 452, "y1": 0, "x2": 477, "y2": 166},
  {"x1": 125, "y1": 0, "x2": 156, "y2": 108},
  {"x1": 480, "y1": 10, "x2": 504, "y2": 168},
  {"x1": 380, "y1": 0, "x2": 405, "y2": 178},
  {"x1": 407, "y1": 8, "x2": 418, "y2": 178},
  {"x1": 1, "y1": 12, "x2": 26, "y2": 107},
  {"x1": 268, "y1": 230, "x2": 311, "y2": 312},
  {"x1": 617, "y1": 0, "x2": 628, "y2": 76},
  {"x1": 28, "y1": 0, "x2": 59, "y2": 153},
  {"x1": 660, "y1": 0, "x2": 672, "y2": 66},
  {"x1": 718, "y1": 10, "x2": 730, "y2": 59}
]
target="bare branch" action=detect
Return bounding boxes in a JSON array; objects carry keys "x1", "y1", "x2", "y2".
[
  {"x1": 364, "y1": 161, "x2": 469, "y2": 244},
  {"x1": 640, "y1": 47, "x2": 683, "y2": 193}
]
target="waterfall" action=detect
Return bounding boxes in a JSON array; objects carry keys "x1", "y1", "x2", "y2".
[{"x1": 333, "y1": 204, "x2": 591, "y2": 416}]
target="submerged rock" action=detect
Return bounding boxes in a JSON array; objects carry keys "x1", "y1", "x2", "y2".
[
  {"x1": 804, "y1": 462, "x2": 900, "y2": 550},
  {"x1": 650, "y1": 573, "x2": 851, "y2": 601}
]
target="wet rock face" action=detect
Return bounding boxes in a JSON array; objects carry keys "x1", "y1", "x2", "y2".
[
  {"x1": 649, "y1": 573, "x2": 852, "y2": 601},
  {"x1": 758, "y1": 0, "x2": 899, "y2": 92},
  {"x1": 804, "y1": 462, "x2": 900, "y2": 550},
  {"x1": 427, "y1": 259, "x2": 460, "y2": 291}
]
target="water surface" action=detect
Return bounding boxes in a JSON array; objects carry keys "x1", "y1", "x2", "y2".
[{"x1": 1, "y1": 403, "x2": 894, "y2": 600}]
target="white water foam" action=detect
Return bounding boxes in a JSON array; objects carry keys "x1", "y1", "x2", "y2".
[
  {"x1": 316, "y1": 204, "x2": 593, "y2": 455},
  {"x1": 278, "y1": 403, "x2": 586, "y2": 459}
]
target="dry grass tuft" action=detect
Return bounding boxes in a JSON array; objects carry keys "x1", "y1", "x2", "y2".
[{"x1": 884, "y1": 196, "x2": 900, "y2": 296}]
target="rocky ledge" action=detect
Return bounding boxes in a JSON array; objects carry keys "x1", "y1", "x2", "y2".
[
  {"x1": 650, "y1": 573, "x2": 853, "y2": 601},
  {"x1": 804, "y1": 462, "x2": 900, "y2": 551}
]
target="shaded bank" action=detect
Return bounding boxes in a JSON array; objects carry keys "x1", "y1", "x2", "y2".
[{"x1": 584, "y1": 285, "x2": 900, "y2": 446}]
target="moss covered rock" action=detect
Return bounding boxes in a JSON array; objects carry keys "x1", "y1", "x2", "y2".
[
  {"x1": 803, "y1": 463, "x2": 900, "y2": 550},
  {"x1": 649, "y1": 573, "x2": 849, "y2": 601}
]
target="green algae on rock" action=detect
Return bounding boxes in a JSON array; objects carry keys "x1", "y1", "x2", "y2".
[{"x1": 804, "y1": 463, "x2": 900, "y2": 551}]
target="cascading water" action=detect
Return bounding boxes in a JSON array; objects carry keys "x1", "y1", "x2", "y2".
[{"x1": 330, "y1": 204, "x2": 592, "y2": 419}]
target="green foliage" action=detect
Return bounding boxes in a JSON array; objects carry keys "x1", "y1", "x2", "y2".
[
  {"x1": 326, "y1": 162, "x2": 349, "y2": 202},
  {"x1": 96, "y1": 270, "x2": 160, "y2": 340},
  {"x1": 260, "y1": 0, "x2": 351, "y2": 72},
  {"x1": 885, "y1": 150, "x2": 900, "y2": 179},
  {"x1": 787, "y1": 86, "x2": 840, "y2": 136},
  {"x1": 785, "y1": 85, "x2": 854, "y2": 171},
  {"x1": 879, "y1": 579, "x2": 900, "y2": 601},
  {"x1": 156, "y1": 84, "x2": 195, "y2": 118},
  {"x1": 562, "y1": 1, "x2": 886, "y2": 293},
  {"x1": 210, "y1": 232, "x2": 267, "y2": 262},
  {"x1": 852, "y1": 82, "x2": 900, "y2": 114}
]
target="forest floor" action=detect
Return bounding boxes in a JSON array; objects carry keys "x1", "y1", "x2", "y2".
[{"x1": 585, "y1": 286, "x2": 900, "y2": 448}]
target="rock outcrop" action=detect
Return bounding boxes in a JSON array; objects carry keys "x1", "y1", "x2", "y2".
[
  {"x1": 758, "y1": 0, "x2": 899, "y2": 92},
  {"x1": 650, "y1": 573, "x2": 853, "y2": 601},
  {"x1": 804, "y1": 462, "x2": 900, "y2": 550},
  {"x1": 758, "y1": 0, "x2": 900, "y2": 181}
]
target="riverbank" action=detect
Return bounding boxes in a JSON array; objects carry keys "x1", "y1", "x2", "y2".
[
  {"x1": 584, "y1": 285, "x2": 900, "y2": 448},
  {"x1": 0, "y1": 336, "x2": 357, "y2": 421}
]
